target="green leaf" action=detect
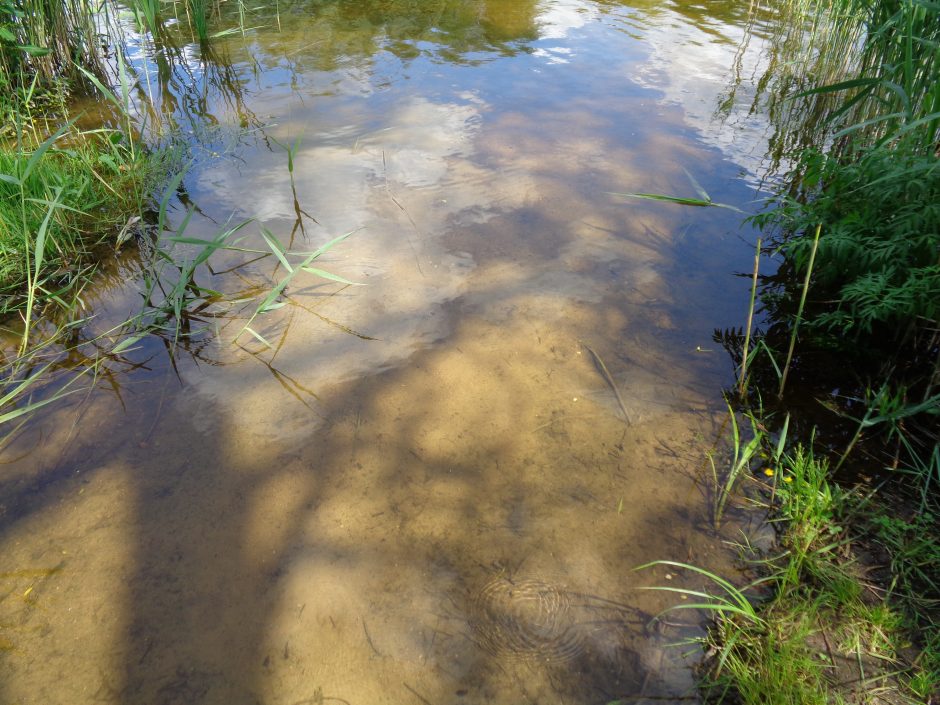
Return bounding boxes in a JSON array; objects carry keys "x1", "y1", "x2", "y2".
[
  {"x1": 111, "y1": 333, "x2": 148, "y2": 354},
  {"x1": 261, "y1": 228, "x2": 293, "y2": 273},
  {"x1": 242, "y1": 326, "x2": 272, "y2": 347},
  {"x1": 17, "y1": 44, "x2": 50, "y2": 56},
  {"x1": 299, "y1": 266, "x2": 360, "y2": 285},
  {"x1": 793, "y1": 76, "x2": 881, "y2": 98},
  {"x1": 22, "y1": 121, "x2": 74, "y2": 182},
  {"x1": 610, "y1": 191, "x2": 744, "y2": 212}
]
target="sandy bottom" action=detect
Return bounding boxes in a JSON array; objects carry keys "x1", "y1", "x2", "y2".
[
  {"x1": 0, "y1": 255, "x2": 748, "y2": 705},
  {"x1": 0, "y1": 18, "x2": 762, "y2": 701}
]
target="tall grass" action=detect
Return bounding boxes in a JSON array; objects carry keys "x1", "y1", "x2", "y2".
[
  {"x1": 650, "y1": 443, "x2": 936, "y2": 703},
  {"x1": 0, "y1": 125, "x2": 158, "y2": 339},
  {"x1": 739, "y1": 0, "x2": 940, "y2": 472},
  {"x1": 724, "y1": 0, "x2": 939, "y2": 171}
]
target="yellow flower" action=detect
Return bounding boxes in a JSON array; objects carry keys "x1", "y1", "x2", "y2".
[
  {"x1": 763, "y1": 468, "x2": 775, "y2": 477},
  {"x1": 783, "y1": 476, "x2": 793, "y2": 483}
]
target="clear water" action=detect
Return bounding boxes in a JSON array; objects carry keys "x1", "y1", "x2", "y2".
[{"x1": 1, "y1": 1, "x2": 781, "y2": 702}]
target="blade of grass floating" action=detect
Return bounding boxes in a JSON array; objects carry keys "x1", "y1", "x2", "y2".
[
  {"x1": 608, "y1": 191, "x2": 743, "y2": 212},
  {"x1": 682, "y1": 167, "x2": 711, "y2": 202}
]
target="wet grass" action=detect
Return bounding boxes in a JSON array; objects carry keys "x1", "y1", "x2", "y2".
[
  {"x1": 695, "y1": 4, "x2": 940, "y2": 697},
  {"x1": 651, "y1": 439, "x2": 939, "y2": 704},
  {"x1": 0, "y1": 124, "x2": 162, "y2": 341}
]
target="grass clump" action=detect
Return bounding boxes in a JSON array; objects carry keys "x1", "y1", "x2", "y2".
[
  {"x1": 0, "y1": 126, "x2": 159, "y2": 314},
  {"x1": 657, "y1": 444, "x2": 938, "y2": 704}
]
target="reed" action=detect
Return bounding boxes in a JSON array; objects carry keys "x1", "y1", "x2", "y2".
[
  {"x1": 738, "y1": 237, "x2": 761, "y2": 398},
  {"x1": 187, "y1": 0, "x2": 210, "y2": 44},
  {"x1": 777, "y1": 224, "x2": 819, "y2": 399},
  {"x1": 709, "y1": 401, "x2": 764, "y2": 530},
  {"x1": 0, "y1": 124, "x2": 156, "y2": 345},
  {"x1": 0, "y1": 0, "x2": 104, "y2": 88}
]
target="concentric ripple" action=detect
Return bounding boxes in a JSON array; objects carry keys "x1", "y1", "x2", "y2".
[{"x1": 469, "y1": 577, "x2": 586, "y2": 662}]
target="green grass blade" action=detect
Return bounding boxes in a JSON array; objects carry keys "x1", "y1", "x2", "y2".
[
  {"x1": 22, "y1": 121, "x2": 73, "y2": 182},
  {"x1": 299, "y1": 266, "x2": 360, "y2": 285},
  {"x1": 261, "y1": 228, "x2": 293, "y2": 273}
]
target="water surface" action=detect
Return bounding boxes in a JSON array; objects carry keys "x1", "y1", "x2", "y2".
[{"x1": 1, "y1": 1, "x2": 778, "y2": 702}]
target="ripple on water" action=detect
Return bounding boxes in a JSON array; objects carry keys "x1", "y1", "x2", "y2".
[{"x1": 469, "y1": 576, "x2": 587, "y2": 663}]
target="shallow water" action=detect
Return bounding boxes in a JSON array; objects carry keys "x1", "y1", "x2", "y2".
[{"x1": 2, "y1": 1, "x2": 781, "y2": 702}]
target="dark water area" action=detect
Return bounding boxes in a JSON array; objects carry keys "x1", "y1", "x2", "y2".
[{"x1": 1, "y1": 1, "x2": 790, "y2": 702}]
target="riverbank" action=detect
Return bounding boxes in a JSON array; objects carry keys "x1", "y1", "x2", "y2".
[
  {"x1": 685, "y1": 427, "x2": 939, "y2": 703},
  {"x1": 1, "y1": 0, "x2": 937, "y2": 702},
  {"x1": 676, "y1": 0, "x2": 940, "y2": 696}
]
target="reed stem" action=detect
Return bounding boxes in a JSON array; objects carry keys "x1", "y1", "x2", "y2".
[
  {"x1": 739, "y1": 237, "x2": 761, "y2": 398},
  {"x1": 779, "y1": 224, "x2": 821, "y2": 398}
]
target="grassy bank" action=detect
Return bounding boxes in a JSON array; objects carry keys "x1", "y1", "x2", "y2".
[
  {"x1": 675, "y1": 432, "x2": 939, "y2": 704},
  {"x1": 665, "y1": 0, "x2": 940, "y2": 701},
  {"x1": 0, "y1": 126, "x2": 159, "y2": 314}
]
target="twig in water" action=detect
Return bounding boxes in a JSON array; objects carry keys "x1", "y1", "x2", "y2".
[
  {"x1": 383, "y1": 150, "x2": 424, "y2": 276},
  {"x1": 582, "y1": 342, "x2": 631, "y2": 424},
  {"x1": 362, "y1": 617, "x2": 383, "y2": 658},
  {"x1": 402, "y1": 682, "x2": 433, "y2": 705}
]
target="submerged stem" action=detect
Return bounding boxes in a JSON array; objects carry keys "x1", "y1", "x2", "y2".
[{"x1": 779, "y1": 224, "x2": 821, "y2": 398}]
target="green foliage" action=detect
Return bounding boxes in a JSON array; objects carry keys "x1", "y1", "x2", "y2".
[
  {"x1": 0, "y1": 0, "x2": 105, "y2": 90},
  {"x1": 870, "y1": 510, "x2": 940, "y2": 609},
  {"x1": 660, "y1": 445, "x2": 933, "y2": 703},
  {"x1": 755, "y1": 146, "x2": 940, "y2": 338},
  {"x1": 708, "y1": 403, "x2": 765, "y2": 529},
  {"x1": 0, "y1": 128, "x2": 156, "y2": 312},
  {"x1": 836, "y1": 0, "x2": 940, "y2": 150},
  {"x1": 771, "y1": 447, "x2": 857, "y2": 599},
  {"x1": 703, "y1": 601, "x2": 836, "y2": 705}
]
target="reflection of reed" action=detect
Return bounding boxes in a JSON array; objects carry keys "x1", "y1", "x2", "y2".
[{"x1": 712, "y1": 0, "x2": 868, "y2": 181}]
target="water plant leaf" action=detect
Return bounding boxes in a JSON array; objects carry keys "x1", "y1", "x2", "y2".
[
  {"x1": 242, "y1": 325, "x2": 272, "y2": 347},
  {"x1": 111, "y1": 333, "x2": 148, "y2": 354},
  {"x1": 609, "y1": 191, "x2": 743, "y2": 212},
  {"x1": 260, "y1": 228, "x2": 293, "y2": 273},
  {"x1": 634, "y1": 560, "x2": 765, "y2": 625},
  {"x1": 22, "y1": 121, "x2": 73, "y2": 182},
  {"x1": 683, "y1": 167, "x2": 711, "y2": 202},
  {"x1": 833, "y1": 111, "x2": 907, "y2": 138},
  {"x1": 18, "y1": 45, "x2": 51, "y2": 56},
  {"x1": 299, "y1": 266, "x2": 360, "y2": 285},
  {"x1": 793, "y1": 76, "x2": 881, "y2": 97}
]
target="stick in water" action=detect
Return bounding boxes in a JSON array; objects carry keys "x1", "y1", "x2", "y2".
[{"x1": 583, "y1": 343, "x2": 631, "y2": 425}]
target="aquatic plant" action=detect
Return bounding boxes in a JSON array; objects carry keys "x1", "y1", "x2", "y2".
[
  {"x1": 0, "y1": 0, "x2": 105, "y2": 88},
  {"x1": 738, "y1": 237, "x2": 762, "y2": 398},
  {"x1": 636, "y1": 560, "x2": 765, "y2": 626},
  {"x1": 609, "y1": 169, "x2": 744, "y2": 213},
  {"x1": 708, "y1": 401, "x2": 768, "y2": 530},
  {"x1": 0, "y1": 123, "x2": 157, "y2": 346}
]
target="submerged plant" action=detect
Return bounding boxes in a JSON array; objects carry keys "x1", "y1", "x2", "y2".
[{"x1": 708, "y1": 401, "x2": 768, "y2": 529}]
